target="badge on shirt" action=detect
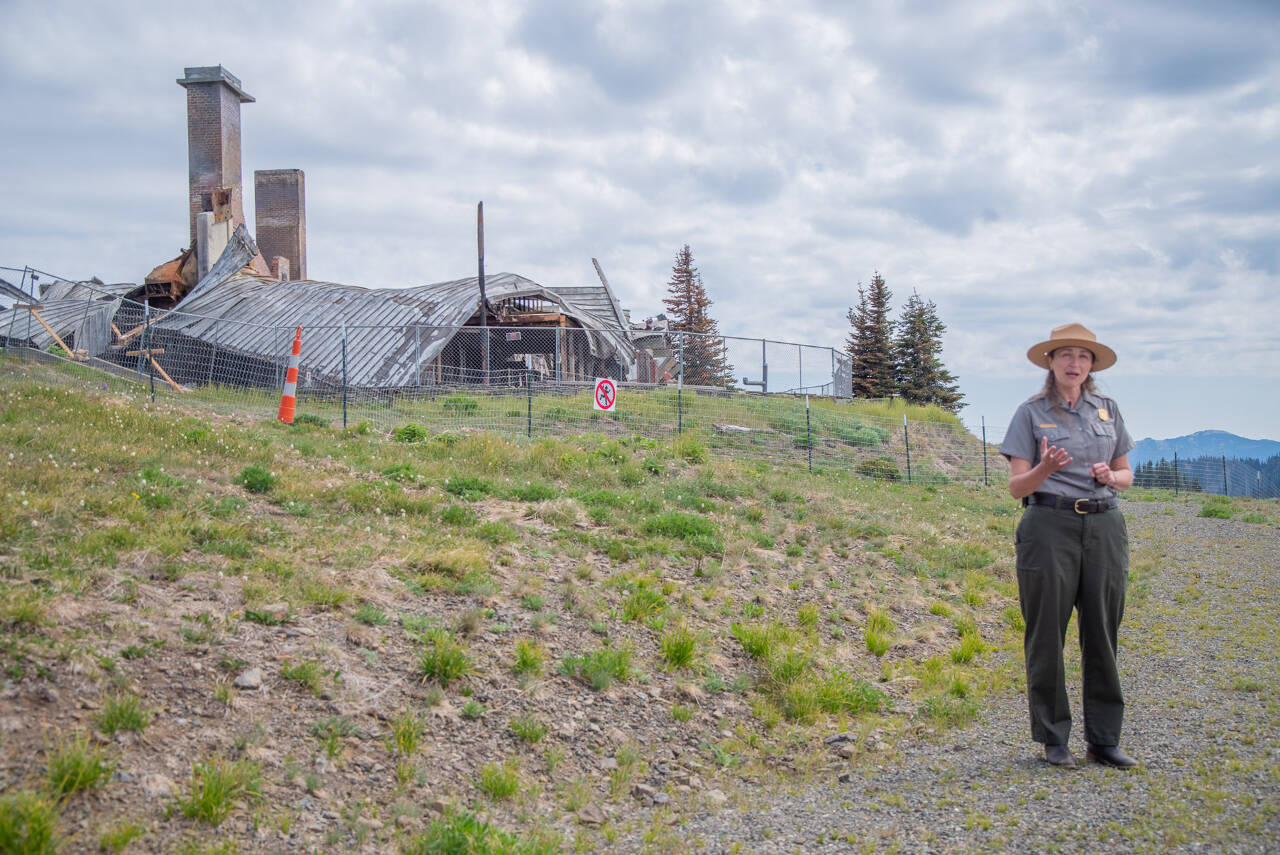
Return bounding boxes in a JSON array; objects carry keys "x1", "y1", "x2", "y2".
[{"x1": 1098, "y1": 409, "x2": 1110, "y2": 421}]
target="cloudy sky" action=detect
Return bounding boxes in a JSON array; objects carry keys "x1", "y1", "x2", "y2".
[{"x1": 1, "y1": 0, "x2": 1276, "y2": 441}]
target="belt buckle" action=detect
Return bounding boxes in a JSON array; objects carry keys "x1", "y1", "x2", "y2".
[{"x1": 1073, "y1": 498, "x2": 1088, "y2": 515}]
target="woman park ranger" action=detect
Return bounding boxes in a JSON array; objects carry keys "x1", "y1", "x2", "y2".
[{"x1": 1000, "y1": 323, "x2": 1138, "y2": 768}]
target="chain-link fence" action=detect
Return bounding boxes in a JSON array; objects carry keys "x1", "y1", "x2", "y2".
[{"x1": 3, "y1": 269, "x2": 1276, "y2": 498}]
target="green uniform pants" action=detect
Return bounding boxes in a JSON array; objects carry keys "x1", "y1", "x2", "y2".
[{"x1": 1015, "y1": 504, "x2": 1129, "y2": 747}]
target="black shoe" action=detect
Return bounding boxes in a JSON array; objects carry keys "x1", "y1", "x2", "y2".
[
  {"x1": 1086, "y1": 744, "x2": 1138, "y2": 768},
  {"x1": 1044, "y1": 744, "x2": 1076, "y2": 767}
]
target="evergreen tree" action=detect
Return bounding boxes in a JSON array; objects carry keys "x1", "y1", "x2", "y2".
[
  {"x1": 845, "y1": 272, "x2": 895, "y2": 398},
  {"x1": 893, "y1": 290, "x2": 963, "y2": 413},
  {"x1": 663, "y1": 244, "x2": 733, "y2": 386}
]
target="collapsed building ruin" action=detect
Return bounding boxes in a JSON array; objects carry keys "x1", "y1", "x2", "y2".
[{"x1": 1, "y1": 65, "x2": 638, "y2": 388}]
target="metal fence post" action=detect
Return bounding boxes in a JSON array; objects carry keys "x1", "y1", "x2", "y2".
[
  {"x1": 903, "y1": 414, "x2": 912, "y2": 484},
  {"x1": 526, "y1": 370, "x2": 533, "y2": 438},
  {"x1": 752, "y1": 337, "x2": 762, "y2": 396},
  {"x1": 207, "y1": 320, "x2": 219, "y2": 386},
  {"x1": 981, "y1": 417, "x2": 989, "y2": 486},
  {"x1": 80, "y1": 290, "x2": 91, "y2": 354},
  {"x1": 274, "y1": 327, "x2": 282, "y2": 391},
  {"x1": 144, "y1": 300, "x2": 156, "y2": 402},
  {"x1": 341, "y1": 322, "x2": 348, "y2": 430},
  {"x1": 805, "y1": 395, "x2": 812, "y2": 474},
  {"x1": 5, "y1": 287, "x2": 20, "y2": 349},
  {"x1": 1222, "y1": 454, "x2": 1228, "y2": 497},
  {"x1": 677, "y1": 333, "x2": 684, "y2": 436},
  {"x1": 1174, "y1": 451, "x2": 1179, "y2": 496},
  {"x1": 25, "y1": 269, "x2": 34, "y2": 350}
]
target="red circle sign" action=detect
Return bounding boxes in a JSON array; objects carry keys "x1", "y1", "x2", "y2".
[{"x1": 594, "y1": 378, "x2": 616, "y2": 411}]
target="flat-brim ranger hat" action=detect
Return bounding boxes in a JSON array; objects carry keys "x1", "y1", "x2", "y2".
[{"x1": 1027, "y1": 322, "x2": 1117, "y2": 371}]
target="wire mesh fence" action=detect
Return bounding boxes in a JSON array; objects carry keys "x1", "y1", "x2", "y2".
[{"x1": 3, "y1": 272, "x2": 1276, "y2": 498}]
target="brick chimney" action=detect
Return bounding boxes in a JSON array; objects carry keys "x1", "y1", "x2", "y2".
[
  {"x1": 177, "y1": 66, "x2": 254, "y2": 249},
  {"x1": 255, "y1": 169, "x2": 306, "y2": 281}
]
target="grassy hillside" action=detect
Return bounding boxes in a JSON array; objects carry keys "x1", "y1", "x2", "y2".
[{"x1": 1, "y1": 356, "x2": 1026, "y2": 853}]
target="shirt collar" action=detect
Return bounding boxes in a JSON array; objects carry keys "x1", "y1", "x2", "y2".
[{"x1": 1080, "y1": 390, "x2": 1105, "y2": 411}]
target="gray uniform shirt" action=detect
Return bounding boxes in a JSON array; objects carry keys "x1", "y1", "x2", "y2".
[{"x1": 999, "y1": 390, "x2": 1135, "y2": 498}]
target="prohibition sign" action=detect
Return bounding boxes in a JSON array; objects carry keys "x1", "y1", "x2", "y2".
[{"x1": 593, "y1": 378, "x2": 617, "y2": 411}]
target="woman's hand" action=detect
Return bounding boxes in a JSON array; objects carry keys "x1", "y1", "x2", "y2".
[
  {"x1": 1008, "y1": 437, "x2": 1076, "y2": 500},
  {"x1": 1091, "y1": 461, "x2": 1123, "y2": 488},
  {"x1": 1039, "y1": 435, "x2": 1072, "y2": 474}
]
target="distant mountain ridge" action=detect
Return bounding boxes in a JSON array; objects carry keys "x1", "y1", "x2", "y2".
[{"x1": 1130, "y1": 430, "x2": 1280, "y2": 465}]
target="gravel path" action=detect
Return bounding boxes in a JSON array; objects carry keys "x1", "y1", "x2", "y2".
[{"x1": 615, "y1": 499, "x2": 1280, "y2": 854}]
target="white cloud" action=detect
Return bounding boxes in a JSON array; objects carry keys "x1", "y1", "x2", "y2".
[{"x1": 0, "y1": 0, "x2": 1276, "y2": 437}]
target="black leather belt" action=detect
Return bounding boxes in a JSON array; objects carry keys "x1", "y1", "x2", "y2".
[{"x1": 1024, "y1": 492, "x2": 1117, "y2": 514}]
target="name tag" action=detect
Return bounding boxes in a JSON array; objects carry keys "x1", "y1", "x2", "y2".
[{"x1": 1038, "y1": 423, "x2": 1057, "y2": 428}]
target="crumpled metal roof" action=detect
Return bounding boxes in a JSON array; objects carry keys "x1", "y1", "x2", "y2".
[
  {"x1": 155, "y1": 225, "x2": 635, "y2": 387},
  {"x1": 547, "y1": 284, "x2": 628, "y2": 332},
  {"x1": 0, "y1": 276, "x2": 34, "y2": 304},
  {"x1": 0, "y1": 279, "x2": 130, "y2": 356}
]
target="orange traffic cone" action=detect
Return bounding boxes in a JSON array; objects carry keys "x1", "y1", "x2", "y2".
[{"x1": 278, "y1": 326, "x2": 302, "y2": 423}]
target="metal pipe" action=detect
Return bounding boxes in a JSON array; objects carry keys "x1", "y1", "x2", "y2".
[
  {"x1": 981, "y1": 417, "x2": 988, "y2": 486},
  {"x1": 341, "y1": 322, "x2": 348, "y2": 429},
  {"x1": 677, "y1": 333, "x2": 684, "y2": 435},
  {"x1": 805, "y1": 395, "x2": 812, "y2": 474},
  {"x1": 478, "y1": 202, "x2": 489, "y2": 385},
  {"x1": 145, "y1": 300, "x2": 156, "y2": 402},
  {"x1": 903, "y1": 414, "x2": 912, "y2": 484},
  {"x1": 207, "y1": 320, "x2": 218, "y2": 386}
]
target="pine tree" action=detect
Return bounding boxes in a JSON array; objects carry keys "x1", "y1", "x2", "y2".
[
  {"x1": 845, "y1": 272, "x2": 895, "y2": 398},
  {"x1": 893, "y1": 290, "x2": 963, "y2": 413},
  {"x1": 663, "y1": 244, "x2": 733, "y2": 386}
]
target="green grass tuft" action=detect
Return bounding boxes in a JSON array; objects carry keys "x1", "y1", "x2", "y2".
[
  {"x1": 418, "y1": 629, "x2": 472, "y2": 689},
  {"x1": 45, "y1": 730, "x2": 115, "y2": 796},
  {"x1": 99, "y1": 691, "x2": 151, "y2": 734},
  {"x1": 387, "y1": 708, "x2": 425, "y2": 756},
  {"x1": 234, "y1": 464, "x2": 277, "y2": 494},
  {"x1": 559, "y1": 645, "x2": 633, "y2": 691},
  {"x1": 403, "y1": 809, "x2": 559, "y2": 855},
  {"x1": 622, "y1": 586, "x2": 667, "y2": 622},
  {"x1": 513, "y1": 639, "x2": 546, "y2": 676},
  {"x1": 478, "y1": 761, "x2": 522, "y2": 800},
  {"x1": 509, "y1": 714, "x2": 548, "y2": 744},
  {"x1": 280, "y1": 659, "x2": 326, "y2": 696},
  {"x1": 659, "y1": 623, "x2": 699, "y2": 670},
  {"x1": 176, "y1": 757, "x2": 264, "y2": 825},
  {"x1": 0, "y1": 789, "x2": 61, "y2": 855},
  {"x1": 642, "y1": 512, "x2": 722, "y2": 553}
]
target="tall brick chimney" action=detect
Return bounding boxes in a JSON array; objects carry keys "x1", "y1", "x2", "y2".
[
  {"x1": 177, "y1": 66, "x2": 254, "y2": 249},
  {"x1": 255, "y1": 169, "x2": 306, "y2": 281}
]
